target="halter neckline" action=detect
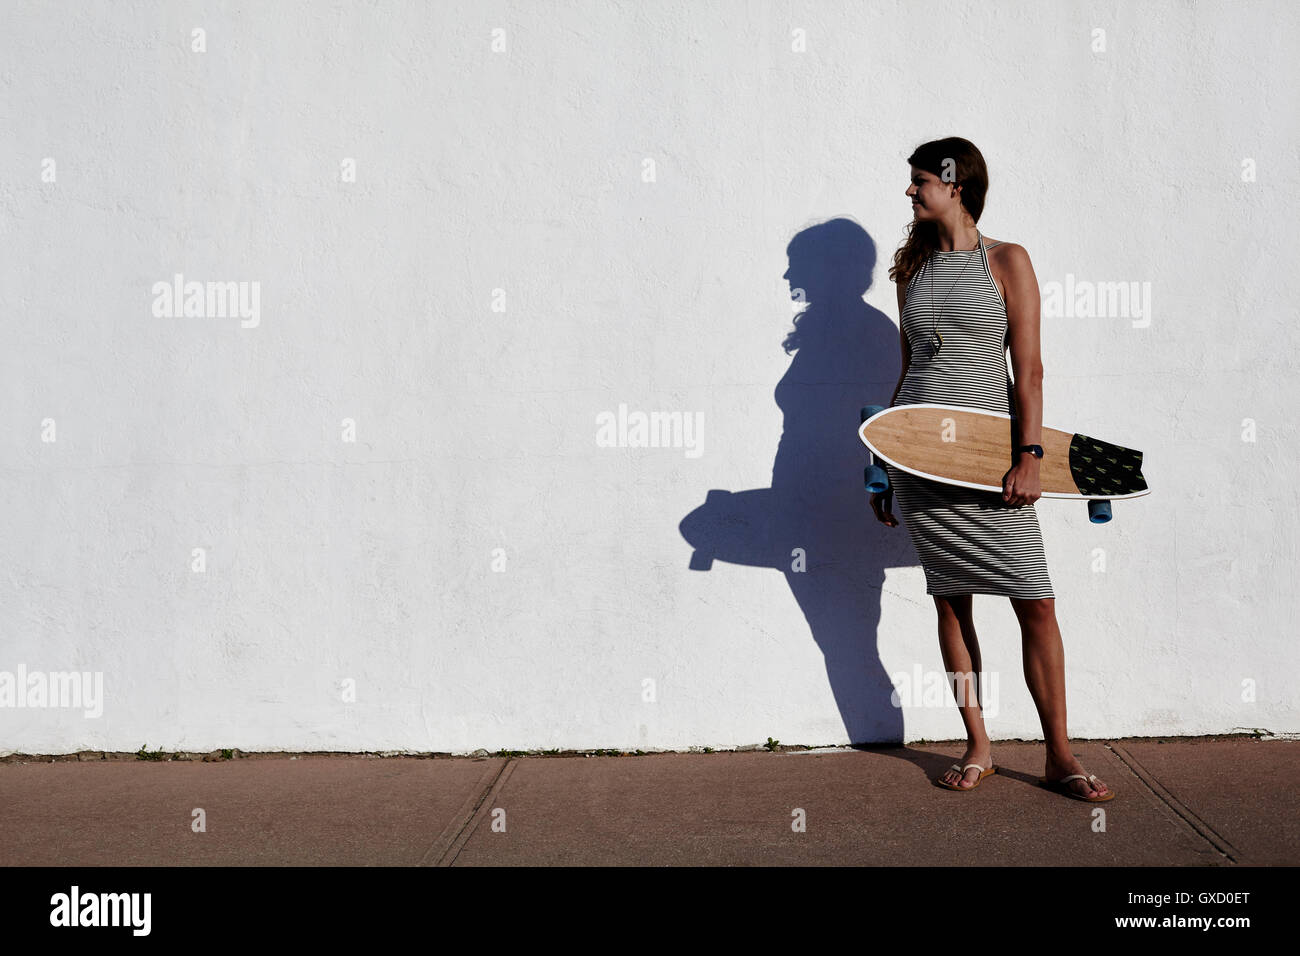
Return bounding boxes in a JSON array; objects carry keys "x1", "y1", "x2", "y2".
[{"x1": 932, "y1": 232, "x2": 984, "y2": 254}]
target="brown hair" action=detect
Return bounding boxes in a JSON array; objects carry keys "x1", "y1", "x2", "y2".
[{"x1": 888, "y1": 137, "x2": 990, "y2": 287}]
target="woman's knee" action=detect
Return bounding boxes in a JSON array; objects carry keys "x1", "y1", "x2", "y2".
[
  {"x1": 1011, "y1": 596, "x2": 1055, "y2": 626},
  {"x1": 933, "y1": 594, "x2": 973, "y2": 622}
]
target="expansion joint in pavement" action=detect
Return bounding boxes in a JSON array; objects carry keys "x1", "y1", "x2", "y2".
[
  {"x1": 420, "y1": 757, "x2": 518, "y2": 867},
  {"x1": 1106, "y1": 742, "x2": 1241, "y2": 863}
]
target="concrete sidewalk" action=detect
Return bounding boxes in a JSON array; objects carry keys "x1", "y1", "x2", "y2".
[{"x1": 0, "y1": 736, "x2": 1293, "y2": 866}]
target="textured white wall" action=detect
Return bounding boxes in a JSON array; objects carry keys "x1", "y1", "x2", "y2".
[{"x1": 2, "y1": 1, "x2": 1297, "y2": 755}]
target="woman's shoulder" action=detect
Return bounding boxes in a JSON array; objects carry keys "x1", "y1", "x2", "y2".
[
  {"x1": 985, "y1": 237, "x2": 1031, "y2": 262},
  {"x1": 985, "y1": 238, "x2": 1035, "y2": 283}
]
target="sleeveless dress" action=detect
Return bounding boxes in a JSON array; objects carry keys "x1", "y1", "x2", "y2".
[{"x1": 886, "y1": 233, "x2": 1055, "y2": 599}]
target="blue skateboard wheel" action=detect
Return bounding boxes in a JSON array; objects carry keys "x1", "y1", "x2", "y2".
[{"x1": 864, "y1": 464, "x2": 890, "y2": 494}]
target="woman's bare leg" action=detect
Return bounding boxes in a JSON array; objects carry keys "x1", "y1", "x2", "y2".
[
  {"x1": 1011, "y1": 597, "x2": 1110, "y2": 798},
  {"x1": 933, "y1": 594, "x2": 992, "y2": 788}
]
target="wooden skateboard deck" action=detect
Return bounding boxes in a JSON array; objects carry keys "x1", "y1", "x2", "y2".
[{"x1": 859, "y1": 404, "x2": 1148, "y2": 500}]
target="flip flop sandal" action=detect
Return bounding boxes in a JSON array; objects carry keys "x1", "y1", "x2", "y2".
[
  {"x1": 935, "y1": 762, "x2": 996, "y2": 791},
  {"x1": 1038, "y1": 772, "x2": 1115, "y2": 802}
]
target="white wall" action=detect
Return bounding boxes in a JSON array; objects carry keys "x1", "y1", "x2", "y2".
[{"x1": 2, "y1": 0, "x2": 1297, "y2": 754}]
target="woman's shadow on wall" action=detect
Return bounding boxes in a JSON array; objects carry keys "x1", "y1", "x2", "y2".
[{"x1": 679, "y1": 218, "x2": 918, "y2": 745}]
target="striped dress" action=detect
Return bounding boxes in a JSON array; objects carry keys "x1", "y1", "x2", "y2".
[{"x1": 887, "y1": 233, "x2": 1055, "y2": 599}]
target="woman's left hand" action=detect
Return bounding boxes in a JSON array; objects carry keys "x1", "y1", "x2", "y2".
[{"x1": 1002, "y1": 458, "x2": 1042, "y2": 506}]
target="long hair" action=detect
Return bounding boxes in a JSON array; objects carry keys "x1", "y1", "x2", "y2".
[{"x1": 888, "y1": 137, "x2": 990, "y2": 287}]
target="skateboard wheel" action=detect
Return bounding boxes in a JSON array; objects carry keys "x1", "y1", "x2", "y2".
[
  {"x1": 864, "y1": 464, "x2": 890, "y2": 494},
  {"x1": 689, "y1": 550, "x2": 715, "y2": 571},
  {"x1": 861, "y1": 404, "x2": 885, "y2": 422},
  {"x1": 1088, "y1": 500, "x2": 1112, "y2": 524}
]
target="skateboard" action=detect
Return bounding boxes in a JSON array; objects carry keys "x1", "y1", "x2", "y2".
[{"x1": 858, "y1": 403, "x2": 1149, "y2": 523}]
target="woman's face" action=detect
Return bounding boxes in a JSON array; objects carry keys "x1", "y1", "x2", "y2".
[{"x1": 906, "y1": 166, "x2": 960, "y2": 220}]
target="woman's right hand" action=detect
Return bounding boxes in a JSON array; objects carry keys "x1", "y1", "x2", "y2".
[{"x1": 870, "y1": 490, "x2": 899, "y2": 527}]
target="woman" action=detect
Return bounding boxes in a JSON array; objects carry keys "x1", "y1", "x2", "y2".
[{"x1": 870, "y1": 137, "x2": 1113, "y2": 802}]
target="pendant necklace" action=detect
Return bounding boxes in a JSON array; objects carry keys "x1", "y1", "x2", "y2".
[{"x1": 924, "y1": 230, "x2": 981, "y2": 360}]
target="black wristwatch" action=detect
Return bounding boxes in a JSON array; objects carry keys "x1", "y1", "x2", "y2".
[{"x1": 1016, "y1": 444, "x2": 1044, "y2": 459}]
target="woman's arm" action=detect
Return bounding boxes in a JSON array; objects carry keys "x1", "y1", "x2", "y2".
[
  {"x1": 889, "y1": 280, "x2": 911, "y2": 405},
  {"x1": 1001, "y1": 244, "x2": 1044, "y2": 505},
  {"x1": 869, "y1": 281, "x2": 910, "y2": 528}
]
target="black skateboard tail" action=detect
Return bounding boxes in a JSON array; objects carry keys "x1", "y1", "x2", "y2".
[{"x1": 1068, "y1": 434, "x2": 1147, "y2": 496}]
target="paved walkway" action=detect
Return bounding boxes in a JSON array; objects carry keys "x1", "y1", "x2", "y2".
[{"x1": 1, "y1": 737, "x2": 1293, "y2": 866}]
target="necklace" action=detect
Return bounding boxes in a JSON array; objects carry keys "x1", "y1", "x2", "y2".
[{"x1": 924, "y1": 230, "x2": 981, "y2": 359}]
